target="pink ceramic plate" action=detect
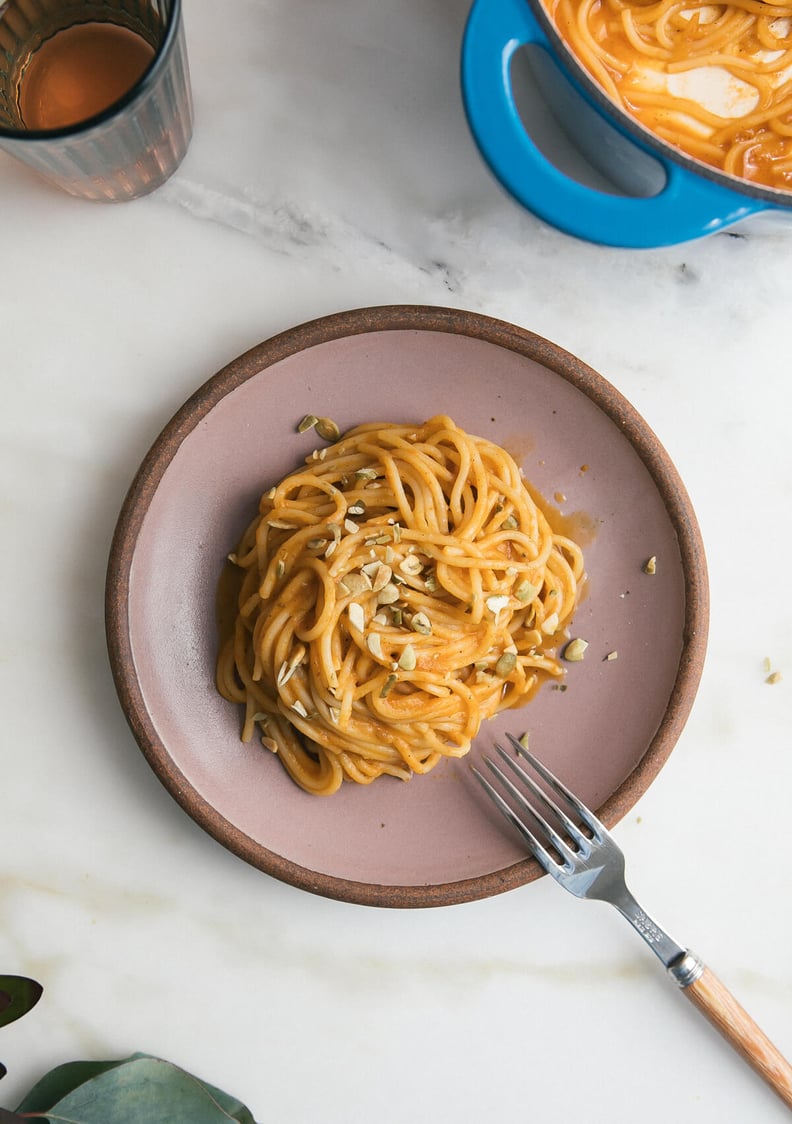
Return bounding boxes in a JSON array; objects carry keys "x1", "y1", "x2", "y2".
[{"x1": 106, "y1": 306, "x2": 708, "y2": 907}]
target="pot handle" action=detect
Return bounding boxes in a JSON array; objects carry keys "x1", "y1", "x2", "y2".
[{"x1": 461, "y1": 0, "x2": 766, "y2": 247}]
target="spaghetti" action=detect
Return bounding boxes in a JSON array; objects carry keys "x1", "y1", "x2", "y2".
[
  {"x1": 216, "y1": 416, "x2": 585, "y2": 796},
  {"x1": 548, "y1": 0, "x2": 792, "y2": 189}
]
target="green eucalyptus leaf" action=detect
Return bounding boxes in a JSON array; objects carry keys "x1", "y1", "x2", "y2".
[
  {"x1": 14, "y1": 1060, "x2": 123, "y2": 1113},
  {"x1": 0, "y1": 978, "x2": 43, "y2": 1030},
  {"x1": 15, "y1": 1054, "x2": 258, "y2": 1123}
]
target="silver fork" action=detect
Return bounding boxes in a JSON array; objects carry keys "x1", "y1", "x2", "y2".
[{"x1": 473, "y1": 734, "x2": 792, "y2": 1110}]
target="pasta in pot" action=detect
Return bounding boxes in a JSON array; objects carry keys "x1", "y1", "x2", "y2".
[
  {"x1": 548, "y1": 0, "x2": 792, "y2": 190},
  {"x1": 216, "y1": 416, "x2": 585, "y2": 797}
]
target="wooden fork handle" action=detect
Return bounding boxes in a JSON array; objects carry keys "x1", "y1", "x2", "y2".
[{"x1": 681, "y1": 965, "x2": 792, "y2": 1109}]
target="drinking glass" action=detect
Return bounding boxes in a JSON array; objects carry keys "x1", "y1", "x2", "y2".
[{"x1": 0, "y1": 0, "x2": 193, "y2": 201}]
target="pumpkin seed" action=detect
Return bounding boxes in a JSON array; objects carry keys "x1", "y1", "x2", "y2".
[
  {"x1": 411, "y1": 611, "x2": 431, "y2": 635},
  {"x1": 277, "y1": 644, "x2": 307, "y2": 687},
  {"x1": 316, "y1": 417, "x2": 340, "y2": 442},
  {"x1": 342, "y1": 571, "x2": 372, "y2": 595},
  {"x1": 399, "y1": 555, "x2": 423, "y2": 577},
  {"x1": 371, "y1": 564, "x2": 392, "y2": 592},
  {"x1": 399, "y1": 644, "x2": 417, "y2": 671},
  {"x1": 495, "y1": 652, "x2": 517, "y2": 677},
  {"x1": 564, "y1": 638, "x2": 588, "y2": 661}
]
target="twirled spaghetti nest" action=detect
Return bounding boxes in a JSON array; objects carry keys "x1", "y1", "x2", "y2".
[{"x1": 216, "y1": 416, "x2": 584, "y2": 796}]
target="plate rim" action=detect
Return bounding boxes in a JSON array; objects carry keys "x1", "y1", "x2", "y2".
[{"x1": 105, "y1": 304, "x2": 709, "y2": 908}]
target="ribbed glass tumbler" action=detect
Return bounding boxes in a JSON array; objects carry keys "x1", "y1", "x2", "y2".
[{"x1": 0, "y1": 0, "x2": 193, "y2": 201}]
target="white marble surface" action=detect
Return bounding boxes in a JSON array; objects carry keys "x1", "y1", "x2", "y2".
[{"x1": 2, "y1": 0, "x2": 792, "y2": 1120}]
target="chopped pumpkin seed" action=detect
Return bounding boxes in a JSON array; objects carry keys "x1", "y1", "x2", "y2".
[
  {"x1": 564, "y1": 638, "x2": 588, "y2": 661},
  {"x1": 399, "y1": 644, "x2": 417, "y2": 671},
  {"x1": 541, "y1": 612, "x2": 559, "y2": 635}
]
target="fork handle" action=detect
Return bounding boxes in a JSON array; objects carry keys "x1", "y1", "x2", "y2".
[{"x1": 675, "y1": 959, "x2": 792, "y2": 1109}]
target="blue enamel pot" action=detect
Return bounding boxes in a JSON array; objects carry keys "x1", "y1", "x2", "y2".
[{"x1": 461, "y1": 0, "x2": 790, "y2": 247}]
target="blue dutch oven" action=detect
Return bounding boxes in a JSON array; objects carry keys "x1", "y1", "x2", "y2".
[{"x1": 461, "y1": 0, "x2": 790, "y2": 247}]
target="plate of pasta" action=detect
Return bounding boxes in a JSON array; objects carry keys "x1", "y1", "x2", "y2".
[{"x1": 106, "y1": 305, "x2": 708, "y2": 907}]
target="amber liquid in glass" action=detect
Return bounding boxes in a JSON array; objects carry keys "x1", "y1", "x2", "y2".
[{"x1": 18, "y1": 22, "x2": 155, "y2": 130}]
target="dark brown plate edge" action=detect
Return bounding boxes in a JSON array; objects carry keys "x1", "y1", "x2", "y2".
[{"x1": 104, "y1": 303, "x2": 709, "y2": 909}]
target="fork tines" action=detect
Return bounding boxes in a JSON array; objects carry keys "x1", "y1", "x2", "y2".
[{"x1": 472, "y1": 733, "x2": 604, "y2": 875}]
